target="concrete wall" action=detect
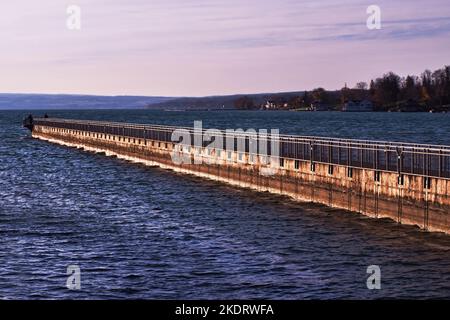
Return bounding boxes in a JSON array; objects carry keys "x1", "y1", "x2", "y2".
[{"x1": 32, "y1": 124, "x2": 450, "y2": 234}]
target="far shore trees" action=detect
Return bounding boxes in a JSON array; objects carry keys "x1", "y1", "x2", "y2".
[
  {"x1": 368, "y1": 66, "x2": 450, "y2": 111},
  {"x1": 229, "y1": 65, "x2": 450, "y2": 111},
  {"x1": 234, "y1": 96, "x2": 256, "y2": 110}
]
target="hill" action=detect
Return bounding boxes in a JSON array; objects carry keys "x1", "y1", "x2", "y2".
[
  {"x1": 148, "y1": 92, "x2": 305, "y2": 110},
  {"x1": 0, "y1": 93, "x2": 174, "y2": 110}
]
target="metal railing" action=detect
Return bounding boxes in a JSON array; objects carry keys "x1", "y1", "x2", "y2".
[{"x1": 33, "y1": 117, "x2": 450, "y2": 179}]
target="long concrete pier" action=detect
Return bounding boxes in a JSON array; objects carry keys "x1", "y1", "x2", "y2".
[{"x1": 23, "y1": 117, "x2": 450, "y2": 234}]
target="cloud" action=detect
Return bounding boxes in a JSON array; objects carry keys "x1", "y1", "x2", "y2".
[
  {"x1": 1, "y1": 0, "x2": 450, "y2": 95},
  {"x1": 306, "y1": 16, "x2": 450, "y2": 42}
]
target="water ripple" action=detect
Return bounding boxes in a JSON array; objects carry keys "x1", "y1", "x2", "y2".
[{"x1": 1, "y1": 110, "x2": 450, "y2": 299}]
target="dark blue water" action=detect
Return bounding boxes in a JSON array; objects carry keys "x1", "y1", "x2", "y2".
[{"x1": 1, "y1": 110, "x2": 450, "y2": 299}]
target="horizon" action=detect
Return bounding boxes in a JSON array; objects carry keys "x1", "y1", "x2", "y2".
[
  {"x1": 0, "y1": 61, "x2": 447, "y2": 99},
  {"x1": 2, "y1": 0, "x2": 450, "y2": 96}
]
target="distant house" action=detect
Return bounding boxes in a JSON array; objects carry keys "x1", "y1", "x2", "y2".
[
  {"x1": 342, "y1": 99, "x2": 373, "y2": 112},
  {"x1": 263, "y1": 101, "x2": 277, "y2": 110},
  {"x1": 310, "y1": 101, "x2": 330, "y2": 111}
]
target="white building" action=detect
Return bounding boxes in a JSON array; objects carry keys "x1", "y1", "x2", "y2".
[
  {"x1": 310, "y1": 101, "x2": 330, "y2": 111},
  {"x1": 264, "y1": 101, "x2": 277, "y2": 110}
]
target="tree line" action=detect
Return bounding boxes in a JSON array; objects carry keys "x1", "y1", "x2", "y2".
[{"x1": 233, "y1": 65, "x2": 450, "y2": 112}]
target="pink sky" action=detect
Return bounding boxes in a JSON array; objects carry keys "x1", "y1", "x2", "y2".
[{"x1": 1, "y1": 0, "x2": 450, "y2": 96}]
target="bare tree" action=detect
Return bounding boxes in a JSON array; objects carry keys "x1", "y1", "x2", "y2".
[{"x1": 355, "y1": 82, "x2": 368, "y2": 90}]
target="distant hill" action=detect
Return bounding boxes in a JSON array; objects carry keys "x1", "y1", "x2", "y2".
[
  {"x1": 149, "y1": 91, "x2": 305, "y2": 110},
  {"x1": 0, "y1": 92, "x2": 308, "y2": 111},
  {"x1": 0, "y1": 93, "x2": 174, "y2": 110}
]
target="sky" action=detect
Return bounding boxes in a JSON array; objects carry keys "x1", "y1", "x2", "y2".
[{"x1": 1, "y1": 0, "x2": 450, "y2": 97}]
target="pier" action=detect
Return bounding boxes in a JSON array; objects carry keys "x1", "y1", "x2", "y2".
[{"x1": 24, "y1": 117, "x2": 450, "y2": 234}]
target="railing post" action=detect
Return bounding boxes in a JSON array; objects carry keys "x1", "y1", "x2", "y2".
[
  {"x1": 422, "y1": 150, "x2": 426, "y2": 176},
  {"x1": 360, "y1": 144, "x2": 363, "y2": 168},
  {"x1": 385, "y1": 148, "x2": 388, "y2": 171},
  {"x1": 319, "y1": 143, "x2": 322, "y2": 162},
  {"x1": 328, "y1": 144, "x2": 333, "y2": 164},
  {"x1": 397, "y1": 147, "x2": 404, "y2": 175},
  {"x1": 347, "y1": 143, "x2": 351, "y2": 167},
  {"x1": 337, "y1": 143, "x2": 341, "y2": 165},
  {"x1": 374, "y1": 145, "x2": 378, "y2": 170}
]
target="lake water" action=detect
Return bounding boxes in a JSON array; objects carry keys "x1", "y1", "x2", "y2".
[{"x1": 1, "y1": 110, "x2": 450, "y2": 299}]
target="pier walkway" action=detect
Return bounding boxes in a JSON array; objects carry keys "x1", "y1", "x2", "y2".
[{"x1": 25, "y1": 117, "x2": 450, "y2": 234}]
